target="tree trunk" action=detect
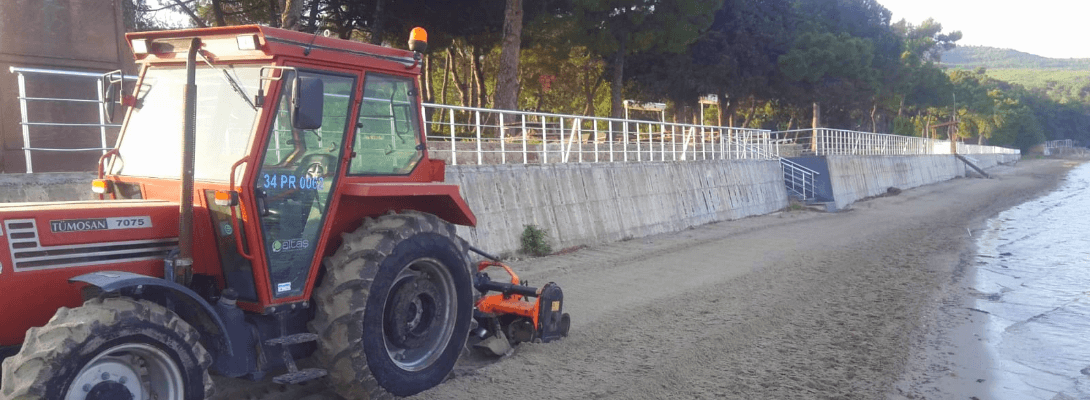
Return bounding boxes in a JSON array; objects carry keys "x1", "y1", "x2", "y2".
[
  {"x1": 870, "y1": 101, "x2": 878, "y2": 133},
  {"x1": 281, "y1": 0, "x2": 303, "y2": 30},
  {"x1": 422, "y1": 53, "x2": 433, "y2": 104},
  {"x1": 897, "y1": 94, "x2": 905, "y2": 118},
  {"x1": 307, "y1": 0, "x2": 320, "y2": 30},
  {"x1": 170, "y1": 0, "x2": 207, "y2": 27},
  {"x1": 724, "y1": 99, "x2": 739, "y2": 127},
  {"x1": 609, "y1": 33, "x2": 628, "y2": 119},
  {"x1": 369, "y1": 0, "x2": 386, "y2": 45},
  {"x1": 471, "y1": 46, "x2": 488, "y2": 109},
  {"x1": 715, "y1": 92, "x2": 727, "y2": 126},
  {"x1": 269, "y1": 0, "x2": 280, "y2": 27},
  {"x1": 449, "y1": 48, "x2": 470, "y2": 107},
  {"x1": 741, "y1": 97, "x2": 758, "y2": 129},
  {"x1": 210, "y1": 0, "x2": 226, "y2": 26},
  {"x1": 534, "y1": 84, "x2": 545, "y2": 112},
  {"x1": 494, "y1": 0, "x2": 523, "y2": 112},
  {"x1": 441, "y1": 51, "x2": 451, "y2": 105},
  {"x1": 582, "y1": 74, "x2": 603, "y2": 116}
]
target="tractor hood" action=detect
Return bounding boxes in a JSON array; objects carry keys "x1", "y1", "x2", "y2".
[
  {"x1": 0, "y1": 200, "x2": 179, "y2": 274},
  {"x1": 0, "y1": 199, "x2": 184, "y2": 346}
]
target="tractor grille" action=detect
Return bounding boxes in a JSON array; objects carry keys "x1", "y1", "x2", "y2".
[{"x1": 3, "y1": 219, "x2": 177, "y2": 272}]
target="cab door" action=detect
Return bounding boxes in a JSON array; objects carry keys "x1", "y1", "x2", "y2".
[{"x1": 252, "y1": 70, "x2": 356, "y2": 299}]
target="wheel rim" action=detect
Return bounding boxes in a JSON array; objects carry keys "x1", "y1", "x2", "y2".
[
  {"x1": 382, "y1": 257, "x2": 458, "y2": 372},
  {"x1": 66, "y1": 342, "x2": 185, "y2": 400}
]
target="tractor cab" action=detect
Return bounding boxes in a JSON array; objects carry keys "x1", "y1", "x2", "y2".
[{"x1": 98, "y1": 26, "x2": 447, "y2": 311}]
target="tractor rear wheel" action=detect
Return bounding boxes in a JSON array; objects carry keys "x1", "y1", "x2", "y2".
[
  {"x1": 311, "y1": 211, "x2": 474, "y2": 398},
  {"x1": 0, "y1": 297, "x2": 213, "y2": 400}
]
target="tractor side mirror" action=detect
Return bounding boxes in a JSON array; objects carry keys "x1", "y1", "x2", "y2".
[
  {"x1": 101, "y1": 70, "x2": 126, "y2": 124},
  {"x1": 292, "y1": 76, "x2": 323, "y2": 130}
]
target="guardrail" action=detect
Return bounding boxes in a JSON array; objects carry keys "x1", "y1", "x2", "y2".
[
  {"x1": 781, "y1": 158, "x2": 818, "y2": 201},
  {"x1": 421, "y1": 103, "x2": 778, "y2": 165},
  {"x1": 769, "y1": 128, "x2": 1020, "y2": 157},
  {"x1": 9, "y1": 67, "x2": 137, "y2": 173}
]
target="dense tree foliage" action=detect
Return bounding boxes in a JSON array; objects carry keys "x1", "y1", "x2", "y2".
[{"x1": 126, "y1": 0, "x2": 1088, "y2": 151}]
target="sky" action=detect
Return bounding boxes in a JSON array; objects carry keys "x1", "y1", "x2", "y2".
[{"x1": 877, "y1": 0, "x2": 1090, "y2": 59}]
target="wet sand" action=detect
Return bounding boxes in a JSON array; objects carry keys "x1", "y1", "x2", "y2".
[{"x1": 212, "y1": 158, "x2": 1076, "y2": 400}]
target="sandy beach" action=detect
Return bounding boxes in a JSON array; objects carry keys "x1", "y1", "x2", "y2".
[{"x1": 212, "y1": 158, "x2": 1077, "y2": 400}]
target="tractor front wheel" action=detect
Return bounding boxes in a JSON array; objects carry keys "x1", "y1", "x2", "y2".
[
  {"x1": 311, "y1": 211, "x2": 474, "y2": 398},
  {"x1": 0, "y1": 297, "x2": 213, "y2": 400}
]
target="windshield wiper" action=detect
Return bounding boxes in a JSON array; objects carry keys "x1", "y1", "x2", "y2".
[{"x1": 198, "y1": 51, "x2": 257, "y2": 110}]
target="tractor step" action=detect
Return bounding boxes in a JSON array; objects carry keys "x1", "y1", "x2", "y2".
[
  {"x1": 271, "y1": 368, "x2": 328, "y2": 385},
  {"x1": 264, "y1": 333, "x2": 318, "y2": 346}
]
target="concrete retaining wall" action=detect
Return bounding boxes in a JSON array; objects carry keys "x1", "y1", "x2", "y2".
[
  {"x1": 446, "y1": 160, "x2": 788, "y2": 256},
  {"x1": 826, "y1": 154, "x2": 1020, "y2": 209},
  {"x1": 2, "y1": 152, "x2": 1021, "y2": 256},
  {"x1": 0, "y1": 172, "x2": 96, "y2": 203}
]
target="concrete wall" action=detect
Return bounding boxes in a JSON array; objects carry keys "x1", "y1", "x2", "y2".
[
  {"x1": 446, "y1": 160, "x2": 789, "y2": 256},
  {"x1": 0, "y1": 172, "x2": 96, "y2": 203},
  {"x1": 826, "y1": 154, "x2": 1020, "y2": 209},
  {"x1": 1, "y1": 152, "x2": 1022, "y2": 255}
]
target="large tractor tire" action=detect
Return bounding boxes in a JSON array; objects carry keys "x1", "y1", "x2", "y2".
[
  {"x1": 0, "y1": 297, "x2": 213, "y2": 400},
  {"x1": 311, "y1": 211, "x2": 474, "y2": 398}
]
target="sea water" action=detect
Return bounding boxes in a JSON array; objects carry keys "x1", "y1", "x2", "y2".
[{"x1": 973, "y1": 162, "x2": 1090, "y2": 399}]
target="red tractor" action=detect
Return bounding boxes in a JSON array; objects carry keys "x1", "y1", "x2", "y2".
[{"x1": 0, "y1": 26, "x2": 568, "y2": 399}]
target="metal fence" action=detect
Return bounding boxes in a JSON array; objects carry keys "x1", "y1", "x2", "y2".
[
  {"x1": 9, "y1": 67, "x2": 137, "y2": 173},
  {"x1": 421, "y1": 103, "x2": 778, "y2": 165},
  {"x1": 781, "y1": 158, "x2": 818, "y2": 200},
  {"x1": 769, "y1": 128, "x2": 1020, "y2": 157}
]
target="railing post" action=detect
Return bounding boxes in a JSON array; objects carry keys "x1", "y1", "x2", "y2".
[
  {"x1": 623, "y1": 119, "x2": 629, "y2": 162},
  {"x1": 16, "y1": 72, "x2": 33, "y2": 173},
  {"x1": 95, "y1": 77, "x2": 109, "y2": 156},
  {"x1": 521, "y1": 114, "x2": 528, "y2": 164},
  {"x1": 671, "y1": 125, "x2": 677, "y2": 161},
  {"x1": 474, "y1": 111, "x2": 483, "y2": 165},
  {"x1": 448, "y1": 108, "x2": 457, "y2": 165},
  {"x1": 541, "y1": 116, "x2": 548, "y2": 164},
  {"x1": 576, "y1": 118, "x2": 583, "y2": 163},
  {"x1": 659, "y1": 122, "x2": 665, "y2": 161},
  {"x1": 593, "y1": 119, "x2": 599, "y2": 163},
  {"x1": 609, "y1": 120, "x2": 615, "y2": 162},
  {"x1": 700, "y1": 126, "x2": 706, "y2": 160},
  {"x1": 559, "y1": 116, "x2": 566, "y2": 163},
  {"x1": 499, "y1": 112, "x2": 506, "y2": 164}
]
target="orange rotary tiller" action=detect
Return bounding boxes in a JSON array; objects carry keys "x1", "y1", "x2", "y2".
[{"x1": 469, "y1": 247, "x2": 570, "y2": 355}]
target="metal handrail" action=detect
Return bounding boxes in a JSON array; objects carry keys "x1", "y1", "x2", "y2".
[
  {"x1": 421, "y1": 103, "x2": 778, "y2": 166},
  {"x1": 9, "y1": 67, "x2": 138, "y2": 173},
  {"x1": 769, "y1": 128, "x2": 1020, "y2": 156}
]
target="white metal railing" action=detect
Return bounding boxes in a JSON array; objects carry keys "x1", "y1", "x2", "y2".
[
  {"x1": 421, "y1": 103, "x2": 777, "y2": 165},
  {"x1": 9, "y1": 67, "x2": 137, "y2": 173},
  {"x1": 1042, "y1": 139, "x2": 1076, "y2": 156},
  {"x1": 780, "y1": 158, "x2": 818, "y2": 200},
  {"x1": 769, "y1": 128, "x2": 1020, "y2": 157}
]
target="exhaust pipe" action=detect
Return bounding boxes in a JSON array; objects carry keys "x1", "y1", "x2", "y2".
[{"x1": 175, "y1": 37, "x2": 201, "y2": 285}]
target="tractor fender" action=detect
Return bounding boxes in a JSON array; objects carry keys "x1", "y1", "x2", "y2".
[{"x1": 69, "y1": 271, "x2": 233, "y2": 358}]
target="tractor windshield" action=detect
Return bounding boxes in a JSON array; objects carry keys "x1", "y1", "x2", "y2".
[{"x1": 111, "y1": 64, "x2": 264, "y2": 182}]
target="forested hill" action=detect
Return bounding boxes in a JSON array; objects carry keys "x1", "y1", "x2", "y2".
[{"x1": 942, "y1": 46, "x2": 1090, "y2": 70}]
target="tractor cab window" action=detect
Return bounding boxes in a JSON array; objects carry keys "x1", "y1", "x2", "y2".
[
  {"x1": 255, "y1": 70, "x2": 354, "y2": 298},
  {"x1": 113, "y1": 65, "x2": 261, "y2": 181},
  {"x1": 349, "y1": 73, "x2": 423, "y2": 175}
]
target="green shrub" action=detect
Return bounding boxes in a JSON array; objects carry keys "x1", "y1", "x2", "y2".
[{"x1": 520, "y1": 225, "x2": 552, "y2": 256}]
